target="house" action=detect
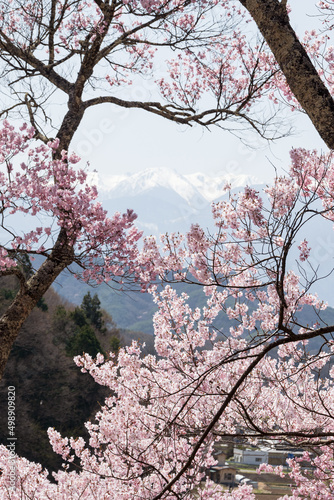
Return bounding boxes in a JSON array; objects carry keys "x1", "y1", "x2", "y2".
[
  {"x1": 234, "y1": 447, "x2": 268, "y2": 465},
  {"x1": 234, "y1": 442, "x2": 308, "y2": 467},
  {"x1": 212, "y1": 448, "x2": 227, "y2": 465},
  {"x1": 209, "y1": 465, "x2": 238, "y2": 486}
]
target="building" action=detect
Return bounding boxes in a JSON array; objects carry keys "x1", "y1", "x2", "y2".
[
  {"x1": 209, "y1": 465, "x2": 238, "y2": 486},
  {"x1": 234, "y1": 447, "x2": 268, "y2": 466},
  {"x1": 234, "y1": 443, "x2": 307, "y2": 467}
]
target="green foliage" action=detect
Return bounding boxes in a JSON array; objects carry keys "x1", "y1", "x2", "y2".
[
  {"x1": 53, "y1": 299, "x2": 108, "y2": 358},
  {"x1": 36, "y1": 297, "x2": 48, "y2": 312},
  {"x1": 81, "y1": 292, "x2": 105, "y2": 331},
  {"x1": 65, "y1": 324, "x2": 104, "y2": 358},
  {"x1": 70, "y1": 307, "x2": 88, "y2": 328},
  {"x1": 1, "y1": 289, "x2": 15, "y2": 300},
  {"x1": 53, "y1": 305, "x2": 67, "y2": 322},
  {"x1": 0, "y1": 284, "x2": 125, "y2": 473},
  {"x1": 109, "y1": 335, "x2": 121, "y2": 353},
  {"x1": 52, "y1": 305, "x2": 76, "y2": 344}
]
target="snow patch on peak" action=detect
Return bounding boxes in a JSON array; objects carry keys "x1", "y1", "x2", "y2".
[
  {"x1": 185, "y1": 172, "x2": 259, "y2": 201},
  {"x1": 99, "y1": 167, "x2": 205, "y2": 205},
  {"x1": 96, "y1": 167, "x2": 260, "y2": 205}
]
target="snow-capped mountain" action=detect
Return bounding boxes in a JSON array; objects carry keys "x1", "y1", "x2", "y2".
[
  {"x1": 97, "y1": 167, "x2": 259, "y2": 206},
  {"x1": 57, "y1": 166, "x2": 334, "y2": 310},
  {"x1": 184, "y1": 172, "x2": 259, "y2": 201},
  {"x1": 99, "y1": 167, "x2": 203, "y2": 206},
  {"x1": 94, "y1": 166, "x2": 261, "y2": 239}
]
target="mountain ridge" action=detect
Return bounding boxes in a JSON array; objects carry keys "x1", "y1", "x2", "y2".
[{"x1": 96, "y1": 167, "x2": 259, "y2": 206}]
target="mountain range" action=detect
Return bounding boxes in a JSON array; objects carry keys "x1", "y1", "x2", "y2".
[
  {"x1": 93, "y1": 167, "x2": 260, "y2": 237},
  {"x1": 51, "y1": 166, "x2": 334, "y2": 326},
  {"x1": 97, "y1": 167, "x2": 258, "y2": 202}
]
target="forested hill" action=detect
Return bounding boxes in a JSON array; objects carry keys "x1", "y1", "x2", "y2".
[{"x1": 0, "y1": 277, "x2": 154, "y2": 473}]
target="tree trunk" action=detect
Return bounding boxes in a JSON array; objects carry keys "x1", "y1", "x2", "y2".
[
  {"x1": 239, "y1": 0, "x2": 334, "y2": 149},
  {"x1": 0, "y1": 101, "x2": 85, "y2": 379},
  {"x1": 0, "y1": 229, "x2": 74, "y2": 380}
]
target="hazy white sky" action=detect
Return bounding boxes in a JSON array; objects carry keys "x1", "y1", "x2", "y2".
[{"x1": 69, "y1": 1, "x2": 327, "y2": 185}]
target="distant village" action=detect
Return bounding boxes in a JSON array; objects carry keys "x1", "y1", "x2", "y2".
[{"x1": 206, "y1": 439, "x2": 309, "y2": 493}]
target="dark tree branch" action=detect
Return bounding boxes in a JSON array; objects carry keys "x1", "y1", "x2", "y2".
[{"x1": 238, "y1": 0, "x2": 334, "y2": 149}]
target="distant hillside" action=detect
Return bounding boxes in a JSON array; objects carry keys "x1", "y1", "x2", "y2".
[
  {"x1": 53, "y1": 271, "x2": 334, "y2": 353},
  {"x1": 52, "y1": 272, "x2": 238, "y2": 334}
]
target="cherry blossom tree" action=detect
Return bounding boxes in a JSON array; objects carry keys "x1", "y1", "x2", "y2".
[
  {"x1": 3, "y1": 1, "x2": 334, "y2": 498},
  {"x1": 238, "y1": 0, "x2": 334, "y2": 148},
  {"x1": 0, "y1": 0, "x2": 300, "y2": 379},
  {"x1": 0, "y1": 0, "x2": 291, "y2": 145},
  {"x1": 0, "y1": 119, "x2": 148, "y2": 378},
  {"x1": 1, "y1": 0, "x2": 334, "y2": 378},
  {"x1": 1, "y1": 149, "x2": 334, "y2": 498}
]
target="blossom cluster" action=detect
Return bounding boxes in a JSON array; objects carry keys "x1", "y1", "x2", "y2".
[{"x1": 0, "y1": 120, "x2": 144, "y2": 286}]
